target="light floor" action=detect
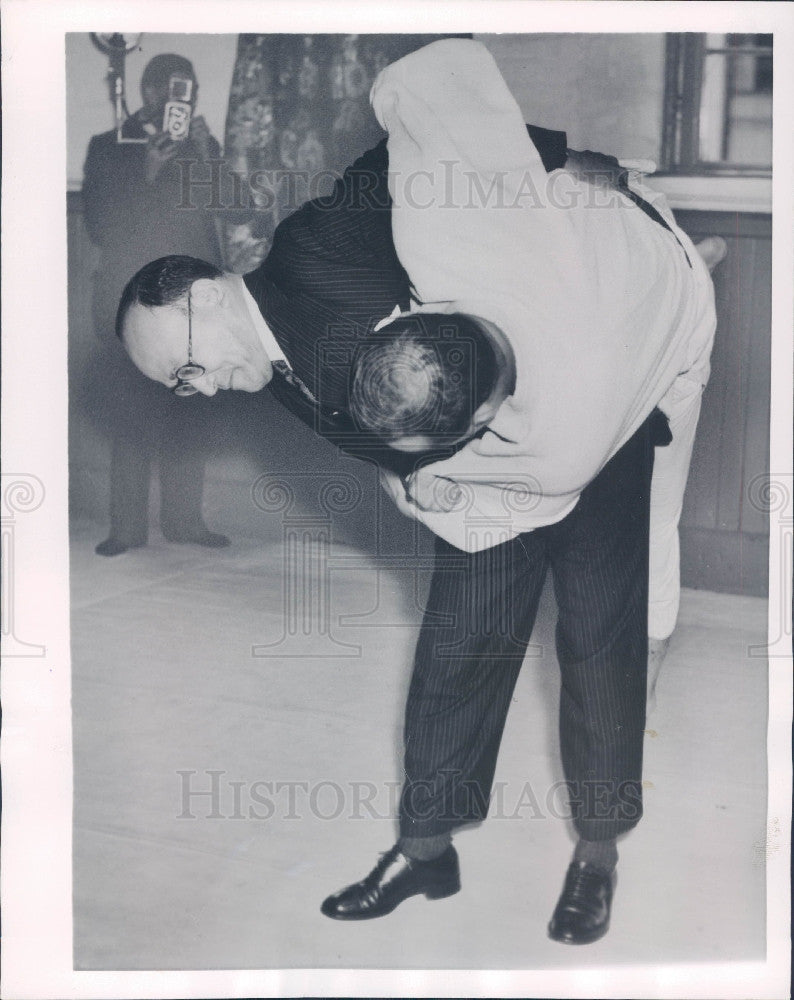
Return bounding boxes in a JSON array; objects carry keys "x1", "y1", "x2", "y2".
[{"x1": 70, "y1": 518, "x2": 768, "y2": 970}]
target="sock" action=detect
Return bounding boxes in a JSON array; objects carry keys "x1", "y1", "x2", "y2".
[
  {"x1": 399, "y1": 832, "x2": 452, "y2": 862},
  {"x1": 574, "y1": 837, "x2": 618, "y2": 875}
]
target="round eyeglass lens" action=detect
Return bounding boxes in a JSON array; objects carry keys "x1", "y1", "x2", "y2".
[
  {"x1": 175, "y1": 362, "x2": 205, "y2": 380},
  {"x1": 173, "y1": 382, "x2": 199, "y2": 397}
]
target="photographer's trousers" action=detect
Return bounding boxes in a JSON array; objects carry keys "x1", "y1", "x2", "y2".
[{"x1": 399, "y1": 409, "x2": 668, "y2": 843}]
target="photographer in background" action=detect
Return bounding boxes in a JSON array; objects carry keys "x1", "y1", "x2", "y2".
[{"x1": 83, "y1": 52, "x2": 230, "y2": 556}]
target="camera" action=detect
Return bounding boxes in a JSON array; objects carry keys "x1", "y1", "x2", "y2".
[{"x1": 162, "y1": 73, "x2": 193, "y2": 141}]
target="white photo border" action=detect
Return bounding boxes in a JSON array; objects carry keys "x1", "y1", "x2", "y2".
[{"x1": 1, "y1": 1, "x2": 791, "y2": 997}]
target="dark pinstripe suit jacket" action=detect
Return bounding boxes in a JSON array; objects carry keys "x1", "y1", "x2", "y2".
[{"x1": 242, "y1": 127, "x2": 568, "y2": 475}]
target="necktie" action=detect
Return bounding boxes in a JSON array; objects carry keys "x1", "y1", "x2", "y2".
[
  {"x1": 268, "y1": 358, "x2": 346, "y2": 437},
  {"x1": 271, "y1": 359, "x2": 320, "y2": 407}
]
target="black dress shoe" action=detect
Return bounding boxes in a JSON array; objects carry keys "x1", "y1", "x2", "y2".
[
  {"x1": 547, "y1": 862, "x2": 614, "y2": 945},
  {"x1": 320, "y1": 843, "x2": 460, "y2": 920},
  {"x1": 162, "y1": 528, "x2": 230, "y2": 548},
  {"x1": 95, "y1": 538, "x2": 146, "y2": 557}
]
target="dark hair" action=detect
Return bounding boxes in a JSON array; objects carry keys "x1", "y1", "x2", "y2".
[
  {"x1": 349, "y1": 312, "x2": 499, "y2": 442},
  {"x1": 115, "y1": 255, "x2": 223, "y2": 339},
  {"x1": 140, "y1": 54, "x2": 196, "y2": 94}
]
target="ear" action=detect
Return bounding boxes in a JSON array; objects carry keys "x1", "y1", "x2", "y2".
[{"x1": 189, "y1": 277, "x2": 225, "y2": 310}]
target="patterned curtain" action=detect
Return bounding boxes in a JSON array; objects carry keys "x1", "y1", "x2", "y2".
[{"x1": 221, "y1": 33, "x2": 468, "y2": 273}]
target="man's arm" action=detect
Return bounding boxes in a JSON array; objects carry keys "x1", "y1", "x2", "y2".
[
  {"x1": 273, "y1": 124, "x2": 569, "y2": 272},
  {"x1": 378, "y1": 463, "x2": 581, "y2": 552},
  {"x1": 268, "y1": 139, "x2": 400, "y2": 273}
]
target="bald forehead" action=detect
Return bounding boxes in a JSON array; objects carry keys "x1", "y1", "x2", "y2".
[{"x1": 122, "y1": 302, "x2": 185, "y2": 382}]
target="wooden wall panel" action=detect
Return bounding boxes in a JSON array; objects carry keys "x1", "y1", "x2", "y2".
[
  {"x1": 741, "y1": 236, "x2": 773, "y2": 537},
  {"x1": 718, "y1": 236, "x2": 754, "y2": 533},
  {"x1": 676, "y1": 210, "x2": 771, "y2": 596}
]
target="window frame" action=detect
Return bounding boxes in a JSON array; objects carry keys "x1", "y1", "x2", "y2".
[{"x1": 661, "y1": 33, "x2": 772, "y2": 177}]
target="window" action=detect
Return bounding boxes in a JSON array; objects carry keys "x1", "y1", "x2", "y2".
[{"x1": 662, "y1": 33, "x2": 772, "y2": 175}]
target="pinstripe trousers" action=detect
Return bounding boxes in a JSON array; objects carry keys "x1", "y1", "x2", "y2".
[{"x1": 399, "y1": 410, "x2": 663, "y2": 843}]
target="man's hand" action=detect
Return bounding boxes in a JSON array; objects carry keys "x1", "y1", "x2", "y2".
[
  {"x1": 565, "y1": 148, "x2": 658, "y2": 191},
  {"x1": 618, "y1": 158, "x2": 657, "y2": 176},
  {"x1": 189, "y1": 115, "x2": 212, "y2": 161},
  {"x1": 564, "y1": 148, "x2": 627, "y2": 190},
  {"x1": 404, "y1": 469, "x2": 465, "y2": 513},
  {"x1": 144, "y1": 132, "x2": 180, "y2": 185}
]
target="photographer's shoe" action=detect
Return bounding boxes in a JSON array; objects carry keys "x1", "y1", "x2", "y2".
[
  {"x1": 695, "y1": 236, "x2": 728, "y2": 272},
  {"x1": 320, "y1": 843, "x2": 460, "y2": 920},
  {"x1": 547, "y1": 862, "x2": 614, "y2": 945},
  {"x1": 95, "y1": 537, "x2": 145, "y2": 557},
  {"x1": 162, "y1": 528, "x2": 230, "y2": 548}
]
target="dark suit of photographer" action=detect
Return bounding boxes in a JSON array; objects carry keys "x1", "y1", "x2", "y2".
[{"x1": 83, "y1": 53, "x2": 230, "y2": 555}]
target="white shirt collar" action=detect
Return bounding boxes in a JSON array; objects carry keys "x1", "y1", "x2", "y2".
[
  {"x1": 373, "y1": 299, "x2": 456, "y2": 331},
  {"x1": 240, "y1": 278, "x2": 287, "y2": 366}
]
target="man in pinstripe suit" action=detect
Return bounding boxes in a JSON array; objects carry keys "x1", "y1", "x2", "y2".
[{"x1": 118, "y1": 122, "x2": 714, "y2": 944}]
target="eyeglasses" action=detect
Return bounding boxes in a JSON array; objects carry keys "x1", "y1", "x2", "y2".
[{"x1": 171, "y1": 292, "x2": 205, "y2": 396}]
